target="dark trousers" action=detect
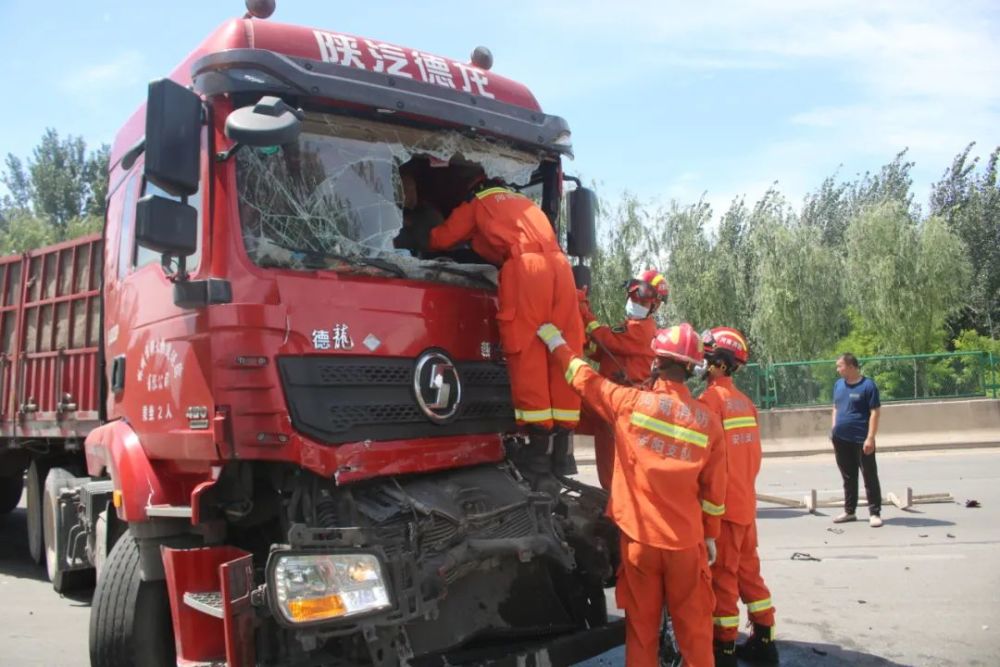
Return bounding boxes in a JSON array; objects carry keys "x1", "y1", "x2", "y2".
[{"x1": 832, "y1": 436, "x2": 882, "y2": 515}]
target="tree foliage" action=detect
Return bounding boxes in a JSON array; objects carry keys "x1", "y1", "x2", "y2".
[
  {"x1": 844, "y1": 202, "x2": 970, "y2": 355},
  {"x1": 1, "y1": 128, "x2": 108, "y2": 252},
  {"x1": 586, "y1": 146, "x2": 993, "y2": 367},
  {"x1": 930, "y1": 143, "x2": 1000, "y2": 338}
]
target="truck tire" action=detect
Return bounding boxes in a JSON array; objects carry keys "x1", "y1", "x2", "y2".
[
  {"x1": 89, "y1": 532, "x2": 176, "y2": 667},
  {"x1": 43, "y1": 467, "x2": 94, "y2": 592},
  {"x1": 0, "y1": 473, "x2": 24, "y2": 514},
  {"x1": 26, "y1": 460, "x2": 48, "y2": 564}
]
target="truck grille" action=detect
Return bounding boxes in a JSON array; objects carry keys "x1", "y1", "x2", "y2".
[{"x1": 278, "y1": 356, "x2": 514, "y2": 444}]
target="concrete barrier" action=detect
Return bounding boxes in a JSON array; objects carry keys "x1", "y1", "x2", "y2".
[
  {"x1": 572, "y1": 398, "x2": 1000, "y2": 460},
  {"x1": 759, "y1": 398, "x2": 1000, "y2": 456}
]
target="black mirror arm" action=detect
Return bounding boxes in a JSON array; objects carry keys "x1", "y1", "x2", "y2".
[{"x1": 215, "y1": 142, "x2": 244, "y2": 162}]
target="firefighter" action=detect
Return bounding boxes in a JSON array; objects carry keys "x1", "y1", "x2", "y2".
[
  {"x1": 698, "y1": 327, "x2": 779, "y2": 666},
  {"x1": 536, "y1": 321, "x2": 727, "y2": 667},
  {"x1": 414, "y1": 169, "x2": 585, "y2": 490},
  {"x1": 578, "y1": 269, "x2": 669, "y2": 489}
]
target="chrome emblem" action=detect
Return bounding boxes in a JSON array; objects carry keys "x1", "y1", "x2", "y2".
[{"x1": 413, "y1": 351, "x2": 462, "y2": 423}]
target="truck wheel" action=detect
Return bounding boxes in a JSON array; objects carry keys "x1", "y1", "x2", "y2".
[
  {"x1": 90, "y1": 532, "x2": 176, "y2": 667},
  {"x1": 26, "y1": 460, "x2": 48, "y2": 564},
  {"x1": 0, "y1": 473, "x2": 24, "y2": 514},
  {"x1": 43, "y1": 467, "x2": 94, "y2": 592}
]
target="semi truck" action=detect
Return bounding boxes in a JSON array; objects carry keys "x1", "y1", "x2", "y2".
[{"x1": 0, "y1": 2, "x2": 621, "y2": 665}]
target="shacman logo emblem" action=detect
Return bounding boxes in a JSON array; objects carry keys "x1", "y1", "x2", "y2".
[{"x1": 413, "y1": 350, "x2": 462, "y2": 423}]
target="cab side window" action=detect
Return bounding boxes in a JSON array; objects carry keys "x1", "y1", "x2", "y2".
[{"x1": 117, "y1": 173, "x2": 141, "y2": 279}]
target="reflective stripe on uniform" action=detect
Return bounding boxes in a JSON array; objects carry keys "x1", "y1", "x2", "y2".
[
  {"x1": 701, "y1": 499, "x2": 726, "y2": 516},
  {"x1": 585, "y1": 320, "x2": 601, "y2": 335},
  {"x1": 714, "y1": 615, "x2": 740, "y2": 628},
  {"x1": 747, "y1": 597, "x2": 773, "y2": 613},
  {"x1": 723, "y1": 416, "x2": 757, "y2": 430},
  {"x1": 565, "y1": 358, "x2": 587, "y2": 383},
  {"x1": 475, "y1": 187, "x2": 514, "y2": 199},
  {"x1": 552, "y1": 409, "x2": 581, "y2": 422},
  {"x1": 516, "y1": 408, "x2": 553, "y2": 423},
  {"x1": 650, "y1": 274, "x2": 666, "y2": 287},
  {"x1": 630, "y1": 412, "x2": 709, "y2": 448}
]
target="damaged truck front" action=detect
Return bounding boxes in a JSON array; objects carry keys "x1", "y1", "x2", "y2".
[{"x1": 81, "y1": 7, "x2": 619, "y2": 667}]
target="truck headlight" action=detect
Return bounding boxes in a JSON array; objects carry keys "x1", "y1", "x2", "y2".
[{"x1": 268, "y1": 552, "x2": 391, "y2": 624}]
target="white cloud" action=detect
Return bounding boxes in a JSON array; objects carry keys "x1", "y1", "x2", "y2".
[
  {"x1": 526, "y1": 0, "x2": 1000, "y2": 209},
  {"x1": 61, "y1": 51, "x2": 145, "y2": 96}
]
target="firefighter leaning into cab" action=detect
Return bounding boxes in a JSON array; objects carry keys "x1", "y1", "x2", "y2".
[
  {"x1": 537, "y1": 321, "x2": 726, "y2": 667},
  {"x1": 408, "y1": 166, "x2": 585, "y2": 490},
  {"x1": 697, "y1": 327, "x2": 779, "y2": 666},
  {"x1": 577, "y1": 270, "x2": 669, "y2": 489}
]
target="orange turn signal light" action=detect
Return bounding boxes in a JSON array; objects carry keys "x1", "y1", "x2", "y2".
[{"x1": 287, "y1": 594, "x2": 347, "y2": 622}]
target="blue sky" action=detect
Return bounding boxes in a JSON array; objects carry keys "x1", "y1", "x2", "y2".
[{"x1": 2, "y1": 0, "x2": 998, "y2": 219}]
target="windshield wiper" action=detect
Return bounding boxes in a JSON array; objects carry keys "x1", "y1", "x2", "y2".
[
  {"x1": 295, "y1": 249, "x2": 407, "y2": 278},
  {"x1": 424, "y1": 262, "x2": 497, "y2": 288}
]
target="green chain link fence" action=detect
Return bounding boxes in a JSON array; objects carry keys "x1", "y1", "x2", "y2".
[{"x1": 735, "y1": 351, "x2": 999, "y2": 409}]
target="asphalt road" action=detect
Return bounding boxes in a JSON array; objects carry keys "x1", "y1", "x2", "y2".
[{"x1": 2, "y1": 449, "x2": 998, "y2": 666}]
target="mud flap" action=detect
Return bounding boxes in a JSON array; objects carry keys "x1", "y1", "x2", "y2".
[{"x1": 221, "y1": 553, "x2": 256, "y2": 667}]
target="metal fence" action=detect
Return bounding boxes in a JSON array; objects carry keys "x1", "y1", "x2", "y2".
[{"x1": 734, "y1": 351, "x2": 999, "y2": 409}]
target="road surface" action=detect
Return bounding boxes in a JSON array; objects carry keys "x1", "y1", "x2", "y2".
[{"x1": 2, "y1": 449, "x2": 998, "y2": 666}]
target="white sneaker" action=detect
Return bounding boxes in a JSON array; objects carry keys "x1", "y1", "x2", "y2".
[
  {"x1": 833, "y1": 513, "x2": 857, "y2": 523},
  {"x1": 869, "y1": 515, "x2": 883, "y2": 528}
]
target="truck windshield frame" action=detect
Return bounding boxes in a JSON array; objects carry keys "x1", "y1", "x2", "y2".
[{"x1": 236, "y1": 112, "x2": 542, "y2": 277}]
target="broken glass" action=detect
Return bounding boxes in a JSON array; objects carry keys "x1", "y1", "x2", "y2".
[{"x1": 236, "y1": 112, "x2": 543, "y2": 288}]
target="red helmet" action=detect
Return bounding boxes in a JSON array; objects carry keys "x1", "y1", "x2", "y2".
[
  {"x1": 702, "y1": 326, "x2": 750, "y2": 365},
  {"x1": 650, "y1": 323, "x2": 704, "y2": 365},
  {"x1": 625, "y1": 269, "x2": 669, "y2": 305}
]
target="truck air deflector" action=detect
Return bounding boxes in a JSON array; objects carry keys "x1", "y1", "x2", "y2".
[{"x1": 191, "y1": 49, "x2": 573, "y2": 157}]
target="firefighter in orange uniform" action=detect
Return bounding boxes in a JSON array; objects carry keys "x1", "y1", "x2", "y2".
[
  {"x1": 698, "y1": 327, "x2": 779, "y2": 666},
  {"x1": 420, "y1": 172, "x2": 585, "y2": 488},
  {"x1": 537, "y1": 322, "x2": 727, "y2": 667},
  {"x1": 578, "y1": 270, "x2": 668, "y2": 488}
]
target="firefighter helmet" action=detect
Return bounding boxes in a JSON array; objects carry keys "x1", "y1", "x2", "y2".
[
  {"x1": 625, "y1": 269, "x2": 669, "y2": 305},
  {"x1": 702, "y1": 326, "x2": 750, "y2": 365},
  {"x1": 650, "y1": 323, "x2": 704, "y2": 365}
]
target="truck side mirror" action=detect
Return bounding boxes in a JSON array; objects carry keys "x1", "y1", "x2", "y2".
[
  {"x1": 145, "y1": 79, "x2": 202, "y2": 197},
  {"x1": 135, "y1": 195, "x2": 197, "y2": 258},
  {"x1": 225, "y1": 96, "x2": 303, "y2": 147},
  {"x1": 567, "y1": 187, "x2": 597, "y2": 258}
]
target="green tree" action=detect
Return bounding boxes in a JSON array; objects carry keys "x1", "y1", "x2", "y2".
[
  {"x1": 748, "y1": 220, "x2": 843, "y2": 362},
  {"x1": 844, "y1": 201, "x2": 971, "y2": 356},
  {"x1": 588, "y1": 192, "x2": 651, "y2": 326},
  {"x1": 1, "y1": 129, "x2": 109, "y2": 242},
  {"x1": 930, "y1": 144, "x2": 1000, "y2": 338},
  {"x1": 0, "y1": 210, "x2": 55, "y2": 255}
]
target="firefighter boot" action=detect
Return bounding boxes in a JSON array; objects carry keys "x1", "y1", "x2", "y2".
[
  {"x1": 551, "y1": 430, "x2": 578, "y2": 476},
  {"x1": 736, "y1": 623, "x2": 779, "y2": 664},
  {"x1": 514, "y1": 434, "x2": 562, "y2": 499},
  {"x1": 713, "y1": 640, "x2": 737, "y2": 667}
]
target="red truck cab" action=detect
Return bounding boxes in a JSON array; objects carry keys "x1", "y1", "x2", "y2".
[{"x1": 13, "y1": 5, "x2": 617, "y2": 666}]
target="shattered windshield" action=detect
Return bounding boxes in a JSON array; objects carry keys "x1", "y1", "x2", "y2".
[{"x1": 236, "y1": 113, "x2": 541, "y2": 285}]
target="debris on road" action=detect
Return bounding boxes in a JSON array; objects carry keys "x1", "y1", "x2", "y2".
[
  {"x1": 827, "y1": 527, "x2": 845, "y2": 534},
  {"x1": 791, "y1": 552, "x2": 822, "y2": 561},
  {"x1": 965, "y1": 499, "x2": 981, "y2": 508}
]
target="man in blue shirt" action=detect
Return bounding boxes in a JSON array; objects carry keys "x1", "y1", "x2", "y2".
[{"x1": 831, "y1": 353, "x2": 884, "y2": 527}]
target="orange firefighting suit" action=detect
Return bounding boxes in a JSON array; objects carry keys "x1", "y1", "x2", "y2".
[
  {"x1": 550, "y1": 343, "x2": 727, "y2": 667},
  {"x1": 428, "y1": 185, "x2": 584, "y2": 430},
  {"x1": 699, "y1": 375, "x2": 775, "y2": 641},
  {"x1": 579, "y1": 310, "x2": 656, "y2": 489}
]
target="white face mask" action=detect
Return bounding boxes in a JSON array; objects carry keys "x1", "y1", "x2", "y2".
[
  {"x1": 625, "y1": 299, "x2": 650, "y2": 320},
  {"x1": 692, "y1": 360, "x2": 709, "y2": 380}
]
